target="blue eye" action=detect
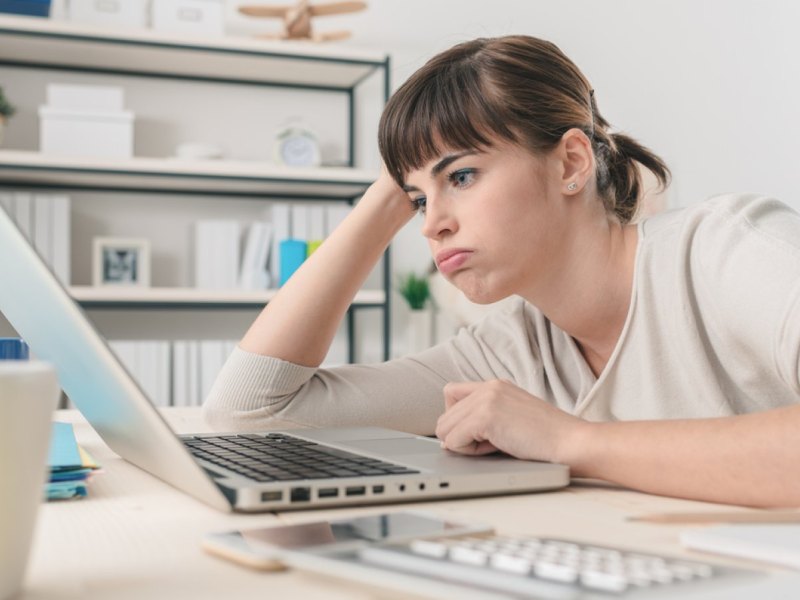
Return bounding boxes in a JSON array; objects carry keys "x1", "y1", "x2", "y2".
[
  {"x1": 448, "y1": 168, "x2": 476, "y2": 188},
  {"x1": 411, "y1": 196, "x2": 427, "y2": 214}
]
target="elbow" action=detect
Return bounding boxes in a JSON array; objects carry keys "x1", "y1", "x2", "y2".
[
  {"x1": 201, "y1": 401, "x2": 229, "y2": 432},
  {"x1": 201, "y1": 389, "x2": 296, "y2": 433}
]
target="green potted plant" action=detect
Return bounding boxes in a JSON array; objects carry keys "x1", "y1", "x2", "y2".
[
  {"x1": 0, "y1": 87, "x2": 16, "y2": 147},
  {"x1": 397, "y1": 271, "x2": 434, "y2": 352},
  {"x1": 397, "y1": 271, "x2": 430, "y2": 311}
]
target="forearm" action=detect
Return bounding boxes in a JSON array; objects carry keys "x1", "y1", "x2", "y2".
[
  {"x1": 564, "y1": 404, "x2": 800, "y2": 507},
  {"x1": 240, "y1": 176, "x2": 412, "y2": 366}
]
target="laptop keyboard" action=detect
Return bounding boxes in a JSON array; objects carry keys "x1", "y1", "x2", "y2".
[{"x1": 184, "y1": 433, "x2": 420, "y2": 482}]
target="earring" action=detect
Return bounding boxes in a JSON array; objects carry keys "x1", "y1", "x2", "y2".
[{"x1": 567, "y1": 182, "x2": 578, "y2": 191}]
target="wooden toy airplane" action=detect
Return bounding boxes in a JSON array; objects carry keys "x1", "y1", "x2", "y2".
[{"x1": 238, "y1": 0, "x2": 367, "y2": 42}]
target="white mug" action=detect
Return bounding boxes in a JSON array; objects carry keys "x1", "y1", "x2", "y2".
[{"x1": 0, "y1": 361, "x2": 60, "y2": 600}]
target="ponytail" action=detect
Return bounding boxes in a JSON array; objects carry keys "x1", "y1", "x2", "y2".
[{"x1": 589, "y1": 91, "x2": 670, "y2": 224}]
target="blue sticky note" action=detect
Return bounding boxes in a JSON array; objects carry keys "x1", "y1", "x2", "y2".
[{"x1": 48, "y1": 422, "x2": 82, "y2": 471}]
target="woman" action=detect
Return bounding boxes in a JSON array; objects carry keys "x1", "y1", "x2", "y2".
[{"x1": 204, "y1": 36, "x2": 800, "y2": 507}]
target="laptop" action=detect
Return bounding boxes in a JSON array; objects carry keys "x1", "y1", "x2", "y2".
[{"x1": 0, "y1": 205, "x2": 569, "y2": 512}]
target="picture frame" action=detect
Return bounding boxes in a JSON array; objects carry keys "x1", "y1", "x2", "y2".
[{"x1": 92, "y1": 237, "x2": 151, "y2": 287}]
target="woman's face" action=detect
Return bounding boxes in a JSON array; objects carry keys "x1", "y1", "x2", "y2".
[{"x1": 402, "y1": 139, "x2": 573, "y2": 305}]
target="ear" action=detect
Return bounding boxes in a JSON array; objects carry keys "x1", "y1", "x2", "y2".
[{"x1": 558, "y1": 128, "x2": 594, "y2": 195}]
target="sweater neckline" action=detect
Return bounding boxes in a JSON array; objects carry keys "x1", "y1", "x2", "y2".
[{"x1": 571, "y1": 220, "x2": 644, "y2": 415}]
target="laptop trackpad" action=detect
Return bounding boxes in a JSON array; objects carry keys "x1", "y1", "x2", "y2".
[{"x1": 343, "y1": 437, "x2": 440, "y2": 457}]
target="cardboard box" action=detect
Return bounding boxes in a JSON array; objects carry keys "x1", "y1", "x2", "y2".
[
  {"x1": 66, "y1": 0, "x2": 148, "y2": 29},
  {"x1": 151, "y1": 0, "x2": 224, "y2": 36},
  {"x1": 39, "y1": 106, "x2": 134, "y2": 159}
]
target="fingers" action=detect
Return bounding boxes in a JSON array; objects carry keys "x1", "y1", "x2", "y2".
[
  {"x1": 437, "y1": 380, "x2": 515, "y2": 456},
  {"x1": 437, "y1": 385, "x2": 493, "y2": 454},
  {"x1": 443, "y1": 380, "x2": 482, "y2": 410},
  {"x1": 441, "y1": 438, "x2": 498, "y2": 456}
]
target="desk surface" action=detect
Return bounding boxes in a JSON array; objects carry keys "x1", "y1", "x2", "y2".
[{"x1": 21, "y1": 408, "x2": 787, "y2": 599}]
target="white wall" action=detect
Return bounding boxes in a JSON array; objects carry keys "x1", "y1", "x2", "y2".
[{"x1": 3, "y1": 1, "x2": 799, "y2": 356}]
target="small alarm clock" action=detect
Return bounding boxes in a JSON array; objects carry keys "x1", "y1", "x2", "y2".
[{"x1": 274, "y1": 123, "x2": 321, "y2": 168}]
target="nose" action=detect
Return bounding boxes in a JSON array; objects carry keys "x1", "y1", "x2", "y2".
[{"x1": 420, "y1": 194, "x2": 457, "y2": 240}]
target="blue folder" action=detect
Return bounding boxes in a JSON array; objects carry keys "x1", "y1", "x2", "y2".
[{"x1": 48, "y1": 422, "x2": 82, "y2": 471}]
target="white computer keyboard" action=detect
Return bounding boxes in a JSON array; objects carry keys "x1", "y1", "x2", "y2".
[{"x1": 358, "y1": 532, "x2": 751, "y2": 599}]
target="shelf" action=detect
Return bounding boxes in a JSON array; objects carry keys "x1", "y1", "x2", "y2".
[
  {"x1": 0, "y1": 150, "x2": 377, "y2": 199},
  {"x1": 70, "y1": 286, "x2": 386, "y2": 309},
  {"x1": 0, "y1": 14, "x2": 387, "y2": 90}
]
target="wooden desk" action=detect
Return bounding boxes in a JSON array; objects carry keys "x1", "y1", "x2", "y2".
[{"x1": 20, "y1": 409, "x2": 786, "y2": 599}]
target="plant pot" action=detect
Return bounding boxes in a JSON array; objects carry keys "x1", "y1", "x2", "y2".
[{"x1": 406, "y1": 308, "x2": 434, "y2": 354}]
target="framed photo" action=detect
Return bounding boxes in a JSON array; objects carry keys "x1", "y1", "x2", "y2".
[{"x1": 92, "y1": 237, "x2": 151, "y2": 287}]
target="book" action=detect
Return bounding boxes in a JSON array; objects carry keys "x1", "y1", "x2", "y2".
[
  {"x1": 270, "y1": 203, "x2": 291, "y2": 286},
  {"x1": 195, "y1": 220, "x2": 241, "y2": 289},
  {"x1": 46, "y1": 422, "x2": 100, "y2": 501},
  {"x1": 239, "y1": 222, "x2": 273, "y2": 290},
  {"x1": 13, "y1": 193, "x2": 33, "y2": 242},
  {"x1": 51, "y1": 194, "x2": 71, "y2": 285},
  {"x1": 33, "y1": 194, "x2": 53, "y2": 270},
  {"x1": 0, "y1": 192, "x2": 13, "y2": 216},
  {"x1": 279, "y1": 239, "x2": 307, "y2": 286}
]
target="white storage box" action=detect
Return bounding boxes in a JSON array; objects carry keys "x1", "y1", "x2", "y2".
[
  {"x1": 151, "y1": 0, "x2": 224, "y2": 36},
  {"x1": 39, "y1": 107, "x2": 134, "y2": 159},
  {"x1": 66, "y1": 0, "x2": 149, "y2": 29},
  {"x1": 46, "y1": 83, "x2": 125, "y2": 112}
]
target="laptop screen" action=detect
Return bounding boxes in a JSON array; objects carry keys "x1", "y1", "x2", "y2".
[{"x1": 0, "y1": 204, "x2": 226, "y2": 509}]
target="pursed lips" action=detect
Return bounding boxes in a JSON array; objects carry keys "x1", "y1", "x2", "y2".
[{"x1": 435, "y1": 248, "x2": 473, "y2": 275}]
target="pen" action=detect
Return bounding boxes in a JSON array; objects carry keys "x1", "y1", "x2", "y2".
[{"x1": 628, "y1": 511, "x2": 800, "y2": 524}]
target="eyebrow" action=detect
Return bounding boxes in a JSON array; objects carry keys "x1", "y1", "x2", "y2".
[{"x1": 402, "y1": 150, "x2": 477, "y2": 192}]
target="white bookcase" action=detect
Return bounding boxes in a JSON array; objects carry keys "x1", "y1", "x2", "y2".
[{"x1": 0, "y1": 14, "x2": 392, "y2": 365}]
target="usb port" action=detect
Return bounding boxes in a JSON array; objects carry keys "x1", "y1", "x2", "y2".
[
  {"x1": 439, "y1": 482, "x2": 450, "y2": 488},
  {"x1": 290, "y1": 487, "x2": 311, "y2": 502},
  {"x1": 318, "y1": 487, "x2": 339, "y2": 498},
  {"x1": 345, "y1": 486, "x2": 366, "y2": 496},
  {"x1": 261, "y1": 491, "x2": 283, "y2": 502},
  {"x1": 372, "y1": 485, "x2": 385, "y2": 494}
]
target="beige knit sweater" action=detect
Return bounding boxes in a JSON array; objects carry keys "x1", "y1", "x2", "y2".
[{"x1": 203, "y1": 194, "x2": 800, "y2": 434}]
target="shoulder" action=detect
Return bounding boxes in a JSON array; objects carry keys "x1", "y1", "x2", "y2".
[
  {"x1": 640, "y1": 193, "x2": 800, "y2": 256},
  {"x1": 454, "y1": 296, "x2": 552, "y2": 362}
]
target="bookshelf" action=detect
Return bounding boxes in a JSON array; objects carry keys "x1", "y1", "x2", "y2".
[
  {"x1": 0, "y1": 150, "x2": 378, "y2": 199},
  {"x1": 0, "y1": 14, "x2": 392, "y2": 363},
  {"x1": 69, "y1": 286, "x2": 386, "y2": 310}
]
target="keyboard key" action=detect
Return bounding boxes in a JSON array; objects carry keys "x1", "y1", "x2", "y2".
[
  {"x1": 409, "y1": 539, "x2": 448, "y2": 558},
  {"x1": 449, "y1": 546, "x2": 489, "y2": 567},
  {"x1": 534, "y1": 560, "x2": 579, "y2": 584},
  {"x1": 580, "y1": 568, "x2": 629, "y2": 593},
  {"x1": 489, "y1": 553, "x2": 532, "y2": 575}
]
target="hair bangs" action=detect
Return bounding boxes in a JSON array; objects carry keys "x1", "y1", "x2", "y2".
[{"x1": 379, "y1": 58, "x2": 518, "y2": 186}]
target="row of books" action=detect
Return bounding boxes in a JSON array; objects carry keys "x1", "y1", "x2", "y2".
[
  {"x1": 0, "y1": 192, "x2": 71, "y2": 285},
  {"x1": 108, "y1": 339, "x2": 237, "y2": 408},
  {"x1": 194, "y1": 202, "x2": 352, "y2": 291}
]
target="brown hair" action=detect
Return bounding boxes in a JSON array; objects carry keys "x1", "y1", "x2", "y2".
[{"x1": 378, "y1": 35, "x2": 670, "y2": 224}]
